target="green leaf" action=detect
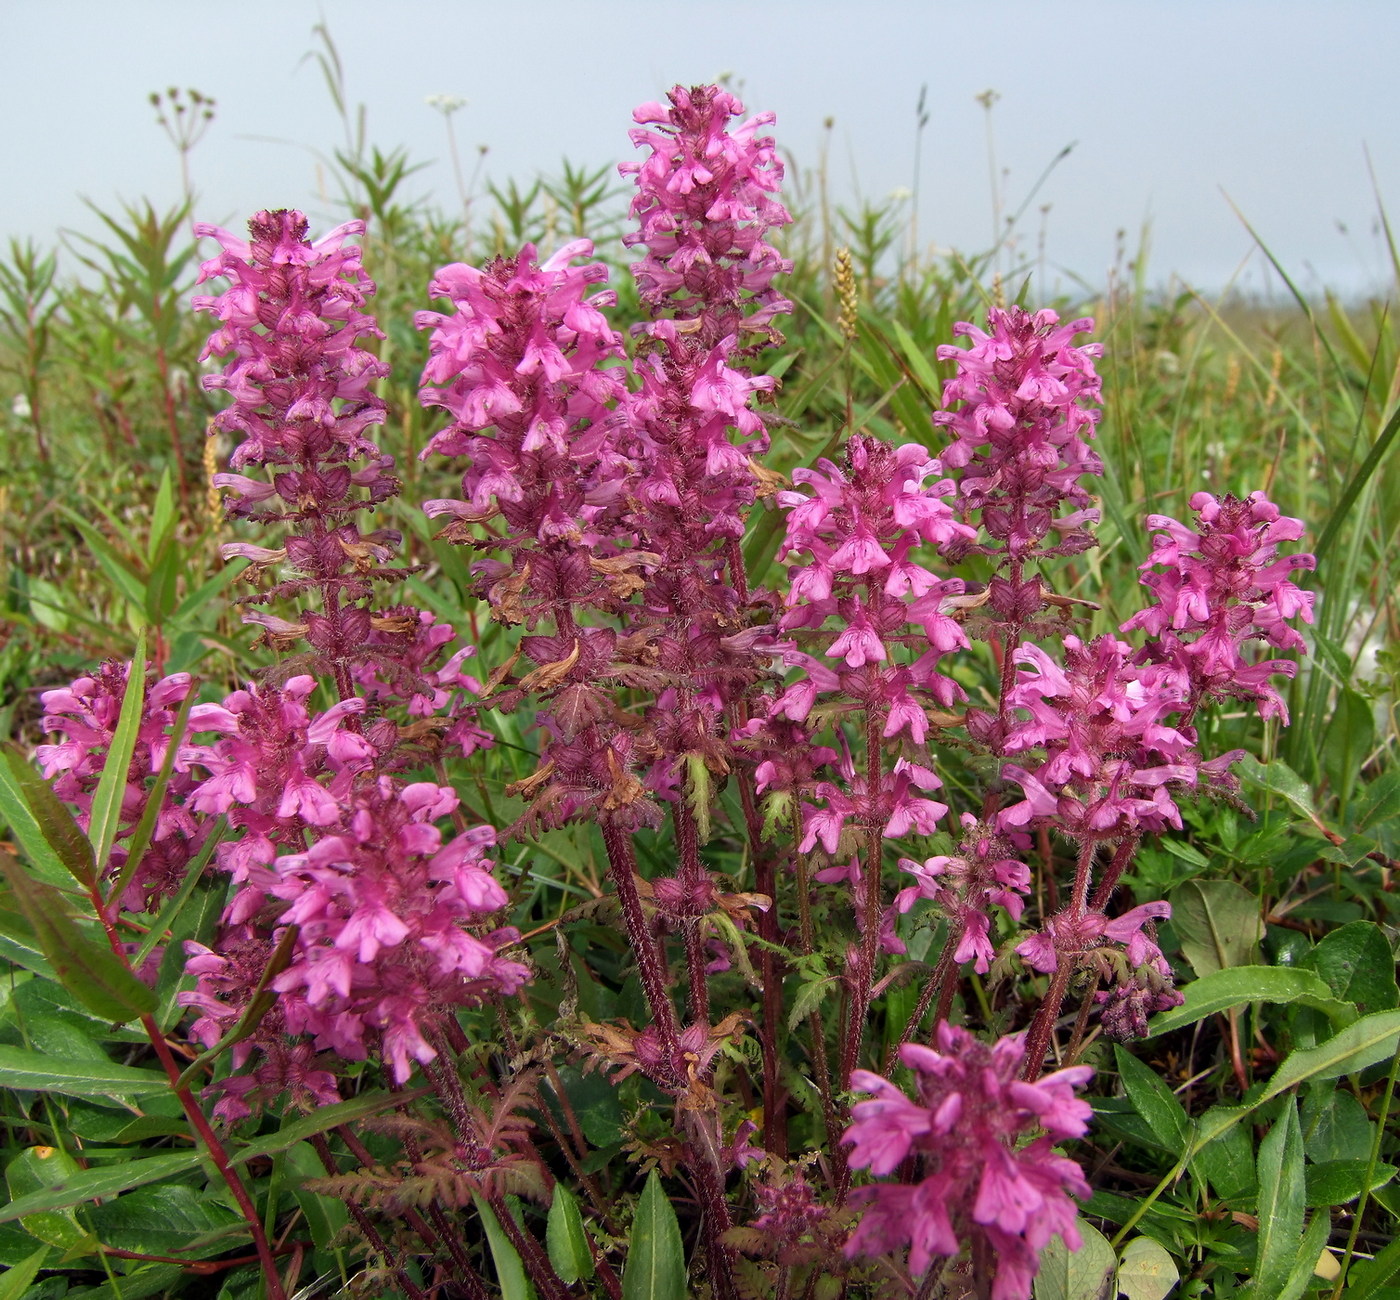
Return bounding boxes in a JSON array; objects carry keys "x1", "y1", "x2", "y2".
[
  {"x1": 1033, "y1": 1219, "x2": 1116, "y2": 1300},
  {"x1": 283, "y1": 1143, "x2": 348, "y2": 1253},
  {"x1": 622, "y1": 1169, "x2": 686, "y2": 1300},
  {"x1": 87, "y1": 630, "x2": 146, "y2": 872},
  {"x1": 1235, "y1": 753, "x2": 1319, "y2": 824},
  {"x1": 1252, "y1": 1098, "x2": 1305, "y2": 1296},
  {"x1": 1169, "y1": 879, "x2": 1260, "y2": 976},
  {"x1": 546, "y1": 1183, "x2": 593, "y2": 1285},
  {"x1": 1272, "y1": 1210, "x2": 1333, "y2": 1300},
  {"x1": 86, "y1": 1182, "x2": 244, "y2": 1261},
  {"x1": 0, "y1": 861, "x2": 155, "y2": 1022},
  {"x1": 0, "y1": 1044, "x2": 168, "y2": 1100},
  {"x1": 1305, "y1": 1158, "x2": 1397, "y2": 1208},
  {"x1": 57, "y1": 511, "x2": 148, "y2": 613},
  {"x1": 1147, "y1": 965, "x2": 1350, "y2": 1036},
  {"x1": 0, "y1": 753, "x2": 78, "y2": 889},
  {"x1": 1264, "y1": 1009, "x2": 1400, "y2": 1094},
  {"x1": 147, "y1": 467, "x2": 176, "y2": 563},
  {"x1": 0, "y1": 1245, "x2": 49, "y2": 1300},
  {"x1": 1303, "y1": 1088, "x2": 1374, "y2": 1162},
  {"x1": 1300, "y1": 920, "x2": 1399, "y2": 1013},
  {"x1": 1114, "y1": 1045, "x2": 1188, "y2": 1152},
  {"x1": 171, "y1": 557, "x2": 247, "y2": 625},
  {"x1": 1116, "y1": 1236, "x2": 1178, "y2": 1300},
  {"x1": 1347, "y1": 1233, "x2": 1400, "y2": 1296},
  {"x1": 228, "y1": 1089, "x2": 422, "y2": 1165},
  {"x1": 0, "y1": 1151, "x2": 203, "y2": 1223},
  {"x1": 474, "y1": 1196, "x2": 533, "y2": 1300},
  {"x1": 4, "y1": 1146, "x2": 91, "y2": 1252},
  {"x1": 0, "y1": 749, "x2": 95, "y2": 887}
]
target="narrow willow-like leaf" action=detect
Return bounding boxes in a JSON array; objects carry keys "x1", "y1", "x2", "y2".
[
  {"x1": 0, "y1": 1044, "x2": 168, "y2": 1099},
  {"x1": 0, "y1": 860, "x2": 155, "y2": 1022},
  {"x1": 0, "y1": 1151, "x2": 203, "y2": 1223},
  {"x1": 474, "y1": 1195, "x2": 532, "y2": 1300},
  {"x1": 0, "y1": 750, "x2": 77, "y2": 888},
  {"x1": 1252, "y1": 1098, "x2": 1304, "y2": 1296},
  {"x1": 1, "y1": 747, "x2": 95, "y2": 886},
  {"x1": 547, "y1": 1183, "x2": 593, "y2": 1285},
  {"x1": 108, "y1": 685, "x2": 195, "y2": 911},
  {"x1": 1147, "y1": 966, "x2": 1349, "y2": 1037},
  {"x1": 88, "y1": 627, "x2": 146, "y2": 871},
  {"x1": 228, "y1": 1089, "x2": 427, "y2": 1165},
  {"x1": 622, "y1": 1169, "x2": 686, "y2": 1300},
  {"x1": 0, "y1": 1245, "x2": 49, "y2": 1299}
]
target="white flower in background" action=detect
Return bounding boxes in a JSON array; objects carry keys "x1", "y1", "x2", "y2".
[
  {"x1": 425, "y1": 94, "x2": 467, "y2": 115},
  {"x1": 11, "y1": 394, "x2": 31, "y2": 421}
]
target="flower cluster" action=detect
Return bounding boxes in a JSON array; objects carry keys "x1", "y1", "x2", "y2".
[
  {"x1": 774, "y1": 434, "x2": 973, "y2": 856},
  {"x1": 182, "y1": 682, "x2": 528, "y2": 1095},
  {"x1": 934, "y1": 307, "x2": 1103, "y2": 563},
  {"x1": 1122, "y1": 490, "x2": 1316, "y2": 721},
  {"x1": 37, "y1": 663, "x2": 207, "y2": 914},
  {"x1": 895, "y1": 816, "x2": 1031, "y2": 973},
  {"x1": 844, "y1": 1024, "x2": 1091, "y2": 1299},
  {"x1": 622, "y1": 84, "x2": 792, "y2": 346},
  {"x1": 997, "y1": 635, "x2": 1212, "y2": 840}
]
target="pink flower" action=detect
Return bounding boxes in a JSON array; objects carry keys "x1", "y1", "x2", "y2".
[
  {"x1": 845, "y1": 1024, "x2": 1091, "y2": 1297},
  {"x1": 1122, "y1": 490, "x2": 1315, "y2": 721},
  {"x1": 621, "y1": 84, "x2": 792, "y2": 346}
]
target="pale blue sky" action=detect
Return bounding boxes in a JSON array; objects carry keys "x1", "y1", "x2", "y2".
[{"x1": 5, "y1": 0, "x2": 1398, "y2": 296}]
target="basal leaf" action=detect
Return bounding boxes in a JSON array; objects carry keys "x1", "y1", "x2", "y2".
[
  {"x1": 1252, "y1": 1098, "x2": 1304, "y2": 1296},
  {"x1": 1169, "y1": 879, "x2": 1260, "y2": 976},
  {"x1": 1117, "y1": 1236, "x2": 1178, "y2": 1300},
  {"x1": 1033, "y1": 1219, "x2": 1115, "y2": 1300}
]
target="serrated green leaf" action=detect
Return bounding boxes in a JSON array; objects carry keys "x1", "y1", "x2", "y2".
[
  {"x1": 1276, "y1": 1211, "x2": 1332, "y2": 1300},
  {"x1": 546, "y1": 1183, "x2": 593, "y2": 1285},
  {"x1": 1033, "y1": 1218, "x2": 1115, "y2": 1300},
  {"x1": 1147, "y1": 965, "x2": 1350, "y2": 1037},
  {"x1": 1252, "y1": 1098, "x2": 1304, "y2": 1296},
  {"x1": 0, "y1": 1044, "x2": 168, "y2": 1100},
  {"x1": 623, "y1": 1169, "x2": 686, "y2": 1300},
  {"x1": 0, "y1": 861, "x2": 155, "y2": 1022},
  {"x1": 788, "y1": 973, "x2": 838, "y2": 1033},
  {"x1": 1116, "y1": 1236, "x2": 1178, "y2": 1300},
  {"x1": 5, "y1": 1146, "x2": 91, "y2": 1252},
  {"x1": 0, "y1": 1151, "x2": 203, "y2": 1224},
  {"x1": 1305, "y1": 1158, "x2": 1398, "y2": 1208},
  {"x1": 1265, "y1": 1009, "x2": 1400, "y2": 1094}
]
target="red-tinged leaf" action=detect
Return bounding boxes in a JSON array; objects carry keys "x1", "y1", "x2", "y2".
[
  {"x1": 0, "y1": 860, "x2": 154, "y2": 1022},
  {"x1": 2, "y1": 746, "x2": 96, "y2": 886}
]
